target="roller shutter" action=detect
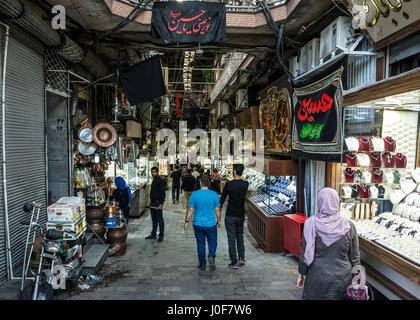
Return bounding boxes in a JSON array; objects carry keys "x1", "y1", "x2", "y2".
[{"x1": 0, "y1": 34, "x2": 46, "y2": 282}]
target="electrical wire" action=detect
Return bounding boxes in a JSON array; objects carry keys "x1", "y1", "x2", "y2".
[
  {"x1": 331, "y1": 0, "x2": 351, "y2": 17},
  {"x1": 257, "y1": 0, "x2": 294, "y2": 84},
  {"x1": 97, "y1": 0, "x2": 152, "y2": 40}
]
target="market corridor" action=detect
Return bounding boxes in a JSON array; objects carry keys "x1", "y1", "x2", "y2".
[{"x1": 56, "y1": 191, "x2": 302, "y2": 300}]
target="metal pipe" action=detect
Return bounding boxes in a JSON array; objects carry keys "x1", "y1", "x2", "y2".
[
  {"x1": 0, "y1": 21, "x2": 13, "y2": 279},
  {"x1": 67, "y1": 71, "x2": 73, "y2": 195}
]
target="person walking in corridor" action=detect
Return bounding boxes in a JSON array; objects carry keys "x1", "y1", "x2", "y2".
[
  {"x1": 145, "y1": 166, "x2": 166, "y2": 242},
  {"x1": 170, "y1": 165, "x2": 182, "y2": 204},
  {"x1": 296, "y1": 187, "x2": 360, "y2": 300},
  {"x1": 184, "y1": 175, "x2": 221, "y2": 271},
  {"x1": 110, "y1": 176, "x2": 132, "y2": 225},
  {"x1": 192, "y1": 167, "x2": 200, "y2": 179},
  {"x1": 220, "y1": 164, "x2": 249, "y2": 269},
  {"x1": 181, "y1": 168, "x2": 196, "y2": 206},
  {"x1": 210, "y1": 168, "x2": 221, "y2": 194}
]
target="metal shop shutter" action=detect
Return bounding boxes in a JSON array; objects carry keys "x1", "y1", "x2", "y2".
[
  {"x1": 0, "y1": 27, "x2": 5, "y2": 285},
  {"x1": 3, "y1": 35, "x2": 46, "y2": 278}
]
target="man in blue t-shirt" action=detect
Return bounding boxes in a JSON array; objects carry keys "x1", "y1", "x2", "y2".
[{"x1": 184, "y1": 174, "x2": 221, "y2": 271}]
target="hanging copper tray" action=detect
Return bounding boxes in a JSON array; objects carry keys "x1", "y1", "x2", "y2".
[{"x1": 93, "y1": 122, "x2": 118, "y2": 148}]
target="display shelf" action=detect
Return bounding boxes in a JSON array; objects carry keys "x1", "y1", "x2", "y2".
[
  {"x1": 358, "y1": 236, "x2": 420, "y2": 285},
  {"x1": 375, "y1": 239, "x2": 420, "y2": 267},
  {"x1": 340, "y1": 182, "x2": 400, "y2": 185},
  {"x1": 341, "y1": 166, "x2": 407, "y2": 169},
  {"x1": 344, "y1": 150, "x2": 400, "y2": 154},
  {"x1": 246, "y1": 198, "x2": 284, "y2": 253},
  {"x1": 340, "y1": 197, "x2": 388, "y2": 201}
]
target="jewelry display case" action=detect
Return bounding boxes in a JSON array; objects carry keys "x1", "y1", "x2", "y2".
[
  {"x1": 248, "y1": 176, "x2": 297, "y2": 215},
  {"x1": 340, "y1": 106, "x2": 420, "y2": 291},
  {"x1": 246, "y1": 159, "x2": 299, "y2": 253},
  {"x1": 243, "y1": 167, "x2": 265, "y2": 191}
]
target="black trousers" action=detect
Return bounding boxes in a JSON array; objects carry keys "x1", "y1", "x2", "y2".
[
  {"x1": 150, "y1": 201, "x2": 164, "y2": 238},
  {"x1": 172, "y1": 185, "x2": 180, "y2": 201},
  {"x1": 225, "y1": 215, "x2": 245, "y2": 263}
]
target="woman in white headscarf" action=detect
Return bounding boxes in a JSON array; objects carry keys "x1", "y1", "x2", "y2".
[{"x1": 297, "y1": 187, "x2": 361, "y2": 300}]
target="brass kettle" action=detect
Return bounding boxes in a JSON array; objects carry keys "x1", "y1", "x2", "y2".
[{"x1": 105, "y1": 201, "x2": 119, "y2": 218}]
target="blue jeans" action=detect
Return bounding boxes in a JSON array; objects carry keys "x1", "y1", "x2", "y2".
[
  {"x1": 193, "y1": 224, "x2": 217, "y2": 265},
  {"x1": 150, "y1": 201, "x2": 164, "y2": 238}
]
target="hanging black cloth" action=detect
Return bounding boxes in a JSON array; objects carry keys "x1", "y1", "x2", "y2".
[
  {"x1": 151, "y1": 1, "x2": 227, "y2": 43},
  {"x1": 119, "y1": 55, "x2": 166, "y2": 105}
]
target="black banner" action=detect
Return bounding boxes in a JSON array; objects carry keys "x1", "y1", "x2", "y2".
[
  {"x1": 119, "y1": 55, "x2": 166, "y2": 105},
  {"x1": 291, "y1": 57, "x2": 346, "y2": 162},
  {"x1": 151, "y1": 1, "x2": 227, "y2": 43}
]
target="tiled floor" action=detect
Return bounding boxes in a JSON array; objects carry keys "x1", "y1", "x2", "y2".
[{"x1": 0, "y1": 191, "x2": 302, "y2": 300}]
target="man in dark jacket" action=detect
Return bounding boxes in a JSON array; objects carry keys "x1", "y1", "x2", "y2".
[
  {"x1": 181, "y1": 169, "x2": 196, "y2": 206},
  {"x1": 145, "y1": 166, "x2": 166, "y2": 242},
  {"x1": 170, "y1": 165, "x2": 182, "y2": 204},
  {"x1": 220, "y1": 164, "x2": 249, "y2": 269}
]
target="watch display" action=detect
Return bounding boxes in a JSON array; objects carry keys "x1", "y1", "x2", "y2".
[{"x1": 249, "y1": 176, "x2": 297, "y2": 216}]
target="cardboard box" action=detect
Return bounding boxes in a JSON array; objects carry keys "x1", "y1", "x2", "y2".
[
  {"x1": 126, "y1": 120, "x2": 142, "y2": 138},
  {"x1": 58, "y1": 197, "x2": 86, "y2": 214},
  {"x1": 47, "y1": 197, "x2": 85, "y2": 223},
  {"x1": 46, "y1": 215, "x2": 86, "y2": 240},
  {"x1": 25, "y1": 235, "x2": 43, "y2": 276}
]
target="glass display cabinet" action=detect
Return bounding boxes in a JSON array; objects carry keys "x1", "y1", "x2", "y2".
[
  {"x1": 246, "y1": 159, "x2": 299, "y2": 253},
  {"x1": 340, "y1": 106, "x2": 420, "y2": 267}
]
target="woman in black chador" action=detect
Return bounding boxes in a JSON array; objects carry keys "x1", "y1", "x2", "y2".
[{"x1": 110, "y1": 176, "x2": 132, "y2": 224}]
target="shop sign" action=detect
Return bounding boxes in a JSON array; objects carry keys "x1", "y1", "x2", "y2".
[
  {"x1": 151, "y1": 1, "x2": 227, "y2": 44},
  {"x1": 259, "y1": 84, "x2": 292, "y2": 154},
  {"x1": 347, "y1": 0, "x2": 420, "y2": 48},
  {"x1": 292, "y1": 58, "x2": 346, "y2": 162},
  {"x1": 174, "y1": 93, "x2": 183, "y2": 119}
]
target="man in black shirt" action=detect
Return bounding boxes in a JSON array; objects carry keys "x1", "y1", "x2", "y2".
[
  {"x1": 181, "y1": 168, "x2": 196, "y2": 206},
  {"x1": 170, "y1": 165, "x2": 182, "y2": 204},
  {"x1": 145, "y1": 166, "x2": 166, "y2": 242},
  {"x1": 220, "y1": 164, "x2": 249, "y2": 269}
]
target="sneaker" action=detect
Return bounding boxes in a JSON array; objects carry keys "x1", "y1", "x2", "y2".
[
  {"x1": 208, "y1": 257, "x2": 216, "y2": 271},
  {"x1": 157, "y1": 238, "x2": 163, "y2": 242},
  {"x1": 173, "y1": 200, "x2": 176, "y2": 204},
  {"x1": 228, "y1": 262, "x2": 239, "y2": 269},
  {"x1": 238, "y1": 258, "x2": 246, "y2": 266},
  {"x1": 145, "y1": 235, "x2": 156, "y2": 240},
  {"x1": 197, "y1": 264, "x2": 206, "y2": 270}
]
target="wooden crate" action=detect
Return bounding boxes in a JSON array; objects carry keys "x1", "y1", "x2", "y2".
[{"x1": 246, "y1": 198, "x2": 284, "y2": 253}]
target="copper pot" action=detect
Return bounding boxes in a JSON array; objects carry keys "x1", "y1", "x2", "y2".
[
  {"x1": 86, "y1": 207, "x2": 105, "y2": 220},
  {"x1": 86, "y1": 219, "x2": 106, "y2": 243},
  {"x1": 93, "y1": 122, "x2": 117, "y2": 148},
  {"x1": 106, "y1": 225, "x2": 128, "y2": 244},
  {"x1": 105, "y1": 201, "x2": 119, "y2": 218}
]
